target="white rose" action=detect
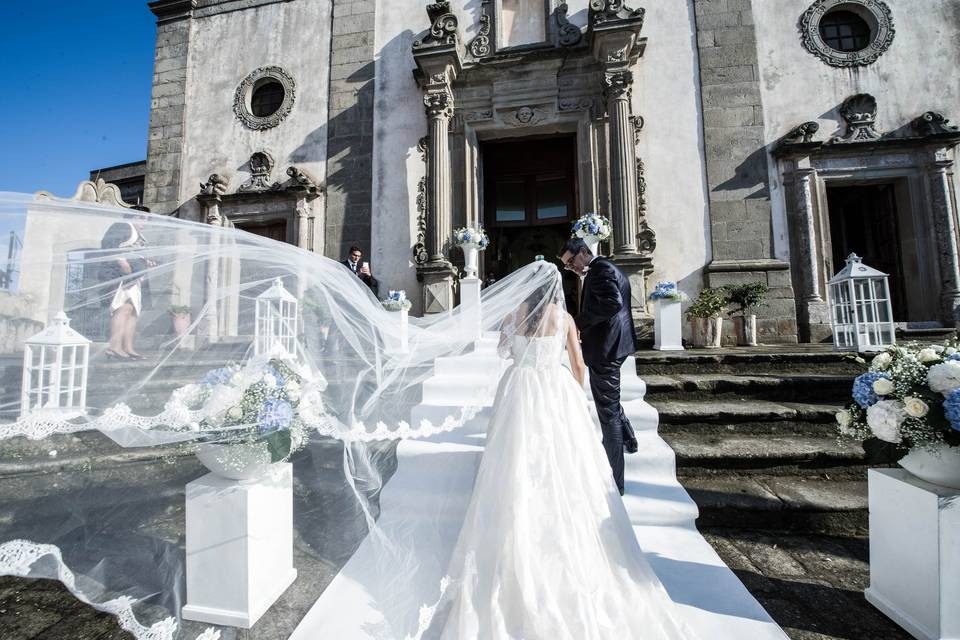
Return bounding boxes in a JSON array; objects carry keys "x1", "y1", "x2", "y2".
[
  {"x1": 871, "y1": 352, "x2": 892, "y2": 371},
  {"x1": 836, "y1": 409, "x2": 853, "y2": 429},
  {"x1": 262, "y1": 374, "x2": 277, "y2": 388},
  {"x1": 230, "y1": 373, "x2": 244, "y2": 387},
  {"x1": 48, "y1": 450, "x2": 58, "y2": 458},
  {"x1": 903, "y1": 396, "x2": 930, "y2": 418},
  {"x1": 946, "y1": 347, "x2": 957, "y2": 356},
  {"x1": 931, "y1": 345, "x2": 946, "y2": 354},
  {"x1": 228, "y1": 406, "x2": 243, "y2": 420},
  {"x1": 188, "y1": 422, "x2": 201, "y2": 432},
  {"x1": 866, "y1": 400, "x2": 905, "y2": 444},
  {"x1": 927, "y1": 361, "x2": 960, "y2": 395},
  {"x1": 918, "y1": 348, "x2": 940, "y2": 363},
  {"x1": 285, "y1": 381, "x2": 301, "y2": 393},
  {"x1": 872, "y1": 377, "x2": 895, "y2": 396}
]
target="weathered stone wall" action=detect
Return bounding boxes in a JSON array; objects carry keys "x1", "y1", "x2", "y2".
[{"x1": 693, "y1": 0, "x2": 798, "y2": 343}]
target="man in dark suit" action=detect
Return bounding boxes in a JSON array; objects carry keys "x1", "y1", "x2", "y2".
[
  {"x1": 559, "y1": 238, "x2": 638, "y2": 495},
  {"x1": 342, "y1": 245, "x2": 380, "y2": 297}
]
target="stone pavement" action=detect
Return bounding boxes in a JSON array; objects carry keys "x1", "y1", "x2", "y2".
[{"x1": 1, "y1": 528, "x2": 912, "y2": 640}]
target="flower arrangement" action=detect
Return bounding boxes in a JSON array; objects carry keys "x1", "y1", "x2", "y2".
[
  {"x1": 723, "y1": 282, "x2": 769, "y2": 316},
  {"x1": 571, "y1": 213, "x2": 612, "y2": 241},
  {"x1": 168, "y1": 305, "x2": 192, "y2": 316},
  {"x1": 648, "y1": 281, "x2": 688, "y2": 303},
  {"x1": 167, "y1": 355, "x2": 327, "y2": 462},
  {"x1": 453, "y1": 226, "x2": 489, "y2": 249},
  {"x1": 836, "y1": 341, "x2": 960, "y2": 455},
  {"x1": 685, "y1": 287, "x2": 728, "y2": 320},
  {"x1": 382, "y1": 290, "x2": 412, "y2": 312}
]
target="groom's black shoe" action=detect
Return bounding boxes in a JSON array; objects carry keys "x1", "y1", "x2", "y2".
[{"x1": 624, "y1": 437, "x2": 639, "y2": 454}]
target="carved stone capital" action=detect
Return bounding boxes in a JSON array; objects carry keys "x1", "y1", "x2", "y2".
[
  {"x1": 603, "y1": 70, "x2": 633, "y2": 101},
  {"x1": 424, "y1": 90, "x2": 454, "y2": 119}
]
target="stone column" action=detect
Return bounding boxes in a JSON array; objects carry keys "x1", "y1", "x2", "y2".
[
  {"x1": 424, "y1": 89, "x2": 454, "y2": 262},
  {"x1": 928, "y1": 151, "x2": 960, "y2": 322},
  {"x1": 795, "y1": 167, "x2": 822, "y2": 304},
  {"x1": 604, "y1": 70, "x2": 639, "y2": 256}
]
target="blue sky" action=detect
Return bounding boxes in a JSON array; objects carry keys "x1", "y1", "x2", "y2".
[{"x1": 0, "y1": 2, "x2": 156, "y2": 197}]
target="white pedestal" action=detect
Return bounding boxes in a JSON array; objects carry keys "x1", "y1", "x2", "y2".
[
  {"x1": 653, "y1": 300, "x2": 684, "y2": 351},
  {"x1": 460, "y1": 277, "x2": 482, "y2": 342},
  {"x1": 386, "y1": 308, "x2": 409, "y2": 353},
  {"x1": 182, "y1": 463, "x2": 297, "y2": 629},
  {"x1": 865, "y1": 469, "x2": 960, "y2": 640}
]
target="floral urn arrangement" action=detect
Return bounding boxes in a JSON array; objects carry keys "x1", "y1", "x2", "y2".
[
  {"x1": 649, "y1": 281, "x2": 688, "y2": 351},
  {"x1": 571, "y1": 213, "x2": 612, "y2": 256},
  {"x1": 169, "y1": 305, "x2": 193, "y2": 336},
  {"x1": 166, "y1": 355, "x2": 327, "y2": 480},
  {"x1": 837, "y1": 341, "x2": 960, "y2": 489},
  {"x1": 686, "y1": 287, "x2": 728, "y2": 348},
  {"x1": 453, "y1": 226, "x2": 489, "y2": 279},
  {"x1": 382, "y1": 290, "x2": 412, "y2": 312}
]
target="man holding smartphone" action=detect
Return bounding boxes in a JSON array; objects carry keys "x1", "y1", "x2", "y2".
[{"x1": 342, "y1": 245, "x2": 380, "y2": 297}]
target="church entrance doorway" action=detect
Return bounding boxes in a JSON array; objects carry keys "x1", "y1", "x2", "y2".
[{"x1": 481, "y1": 134, "x2": 579, "y2": 313}]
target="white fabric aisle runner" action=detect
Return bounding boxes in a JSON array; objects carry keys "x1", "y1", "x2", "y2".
[{"x1": 291, "y1": 357, "x2": 789, "y2": 639}]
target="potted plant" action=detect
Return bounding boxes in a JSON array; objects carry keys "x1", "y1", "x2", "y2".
[
  {"x1": 837, "y1": 341, "x2": 960, "y2": 488},
  {"x1": 453, "y1": 227, "x2": 490, "y2": 279},
  {"x1": 648, "y1": 281, "x2": 688, "y2": 351},
  {"x1": 169, "y1": 305, "x2": 192, "y2": 336},
  {"x1": 724, "y1": 282, "x2": 768, "y2": 347},
  {"x1": 685, "y1": 287, "x2": 728, "y2": 348},
  {"x1": 570, "y1": 212, "x2": 612, "y2": 256}
]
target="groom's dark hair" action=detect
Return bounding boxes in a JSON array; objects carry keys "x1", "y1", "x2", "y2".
[{"x1": 558, "y1": 237, "x2": 591, "y2": 259}]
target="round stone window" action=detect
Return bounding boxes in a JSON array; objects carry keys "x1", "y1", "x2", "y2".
[
  {"x1": 233, "y1": 66, "x2": 296, "y2": 130},
  {"x1": 800, "y1": 0, "x2": 895, "y2": 67}
]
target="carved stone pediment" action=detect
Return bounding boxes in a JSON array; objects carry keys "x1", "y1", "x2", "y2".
[
  {"x1": 238, "y1": 151, "x2": 281, "y2": 193},
  {"x1": 833, "y1": 93, "x2": 880, "y2": 143}
]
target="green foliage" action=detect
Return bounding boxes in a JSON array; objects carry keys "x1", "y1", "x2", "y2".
[
  {"x1": 724, "y1": 282, "x2": 769, "y2": 317},
  {"x1": 169, "y1": 305, "x2": 192, "y2": 316},
  {"x1": 685, "y1": 287, "x2": 728, "y2": 320}
]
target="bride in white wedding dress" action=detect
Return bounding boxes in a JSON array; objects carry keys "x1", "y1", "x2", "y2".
[{"x1": 426, "y1": 267, "x2": 697, "y2": 640}]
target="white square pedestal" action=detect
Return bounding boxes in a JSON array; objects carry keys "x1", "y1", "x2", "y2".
[
  {"x1": 182, "y1": 463, "x2": 297, "y2": 628},
  {"x1": 865, "y1": 469, "x2": 959, "y2": 640},
  {"x1": 460, "y1": 277, "x2": 482, "y2": 341},
  {"x1": 653, "y1": 300, "x2": 684, "y2": 351}
]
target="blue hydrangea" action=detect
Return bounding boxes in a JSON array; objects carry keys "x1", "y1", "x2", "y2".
[
  {"x1": 257, "y1": 399, "x2": 293, "y2": 434},
  {"x1": 588, "y1": 222, "x2": 600, "y2": 234},
  {"x1": 947, "y1": 353, "x2": 960, "y2": 362},
  {"x1": 852, "y1": 371, "x2": 891, "y2": 408},
  {"x1": 202, "y1": 367, "x2": 233, "y2": 386},
  {"x1": 945, "y1": 389, "x2": 960, "y2": 432}
]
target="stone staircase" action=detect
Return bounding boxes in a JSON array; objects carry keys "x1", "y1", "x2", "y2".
[{"x1": 635, "y1": 346, "x2": 873, "y2": 535}]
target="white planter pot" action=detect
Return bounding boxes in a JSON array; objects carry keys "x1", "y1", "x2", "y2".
[
  {"x1": 899, "y1": 443, "x2": 960, "y2": 490},
  {"x1": 196, "y1": 442, "x2": 275, "y2": 481},
  {"x1": 460, "y1": 243, "x2": 480, "y2": 278},
  {"x1": 653, "y1": 300, "x2": 684, "y2": 351},
  {"x1": 734, "y1": 315, "x2": 758, "y2": 346},
  {"x1": 690, "y1": 317, "x2": 723, "y2": 349}
]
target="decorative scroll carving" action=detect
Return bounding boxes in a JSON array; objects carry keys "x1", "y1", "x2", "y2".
[
  {"x1": 630, "y1": 114, "x2": 644, "y2": 146},
  {"x1": 463, "y1": 109, "x2": 493, "y2": 122},
  {"x1": 199, "y1": 174, "x2": 229, "y2": 197},
  {"x1": 468, "y1": 0, "x2": 492, "y2": 58},
  {"x1": 800, "y1": 0, "x2": 894, "y2": 68},
  {"x1": 238, "y1": 151, "x2": 281, "y2": 192},
  {"x1": 413, "y1": 1, "x2": 460, "y2": 49},
  {"x1": 233, "y1": 66, "x2": 296, "y2": 130},
  {"x1": 286, "y1": 166, "x2": 322, "y2": 194},
  {"x1": 603, "y1": 70, "x2": 633, "y2": 101},
  {"x1": 589, "y1": 0, "x2": 645, "y2": 27},
  {"x1": 558, "y1": 97, "x2": 593, "y2": 112},
  {"x1": 833, "y1": 94, "x2": 880, "y2": 143},
  {"x1": 556, "y1": 3, "x2": 582, "y2": 47},
  {"x1": 413, "y1": 137, "x2": 430, "y2": 265},
  {"x1": 636, "y1": 157, "x2": 656, "y2": 256},
  {"x1": 785, "y1": 121, "x2": 820, "y2": 143},
  {"x1": 912, "y1": 111, "x2": 959, "y2": 137}
]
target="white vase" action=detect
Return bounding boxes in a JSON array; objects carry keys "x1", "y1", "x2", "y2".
[
  {"x1": 583, "y1": 235, "x2": 601, "y2": 257},
  {"x1": 653, "y1": 300, "x2": 684, "y2": 351},
  {"x1": 196, "y1": 442, "x2": 275, "y2": 481},
  {"x1": 734, "y1": 314, "x2": 758, "y2": 346},
  {"x1": 898, "y1": 443, "x2": 960, "y2": 490},
  {"x1": 690, "y1": 317, "x2": 721, "y2": 348},
  {"x1": 461, "y1": 243, "x2": 480, "y2": 278}
]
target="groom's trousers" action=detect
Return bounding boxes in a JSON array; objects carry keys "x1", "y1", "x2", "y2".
[{"x1": 588, "y1": 357, "x2": 636, "y2": 494}]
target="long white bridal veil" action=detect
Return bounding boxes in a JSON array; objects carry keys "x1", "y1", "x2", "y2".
[{"x1": 0, "y1": 192, "x2": 565, "y2": 639}]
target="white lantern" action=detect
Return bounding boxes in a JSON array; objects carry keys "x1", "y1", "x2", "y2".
[
  {"x1": 20, "y1": 312, "x2": 91, "y2": 418},
  {"x1": 255, "y1": 278, "x2": 298, "y2": 357},
  {"x1": 828, "y1": 253, "x2": 896, "y2": 352}
]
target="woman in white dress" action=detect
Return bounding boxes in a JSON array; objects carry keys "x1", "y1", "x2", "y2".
[{"x1": 427, "y1": 267, "x2": 696, "y2": 639}]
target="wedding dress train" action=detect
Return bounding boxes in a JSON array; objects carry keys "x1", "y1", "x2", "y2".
[{"x1": 429, "y1": 329, "x2": 696, "y2": 639}]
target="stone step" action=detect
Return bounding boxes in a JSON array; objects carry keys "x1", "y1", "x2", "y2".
[
  {"x1": 652, "y1": 399, "x2": 841, "y2": 426},
  {"x1": 665, "y1": 433, "x2": 866, "y2": 477},
  {"x1": 633, "y1": 347, "x2": 865, "y2": 376},
  {"x1": 642, "y1": 373, "x2": 852, "y2": 403},
  {"x1": 683, "y1": 474, "x2": 868, "y2": 535}
]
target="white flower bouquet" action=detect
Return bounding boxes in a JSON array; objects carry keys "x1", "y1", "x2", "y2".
[
  {"x1": 453, "y1": 226, "x2": 489, "y2": 249},
  {"x1": 571, "y1": 213, "x2": 612, "y2": 242},
  {"x1": 382, "y1": 290, "x2": 412, "y2": 312},
  {"x1": 166, "y1": 355, "x2": 327, "y2": 462},
  {"x1": 837, "y1": 340, "x2": 960, "y2": 455}
]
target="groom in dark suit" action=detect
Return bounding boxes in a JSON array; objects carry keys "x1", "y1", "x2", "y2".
[{"x1": 559, "y1": 238, "x2": 638, "y2": 495}]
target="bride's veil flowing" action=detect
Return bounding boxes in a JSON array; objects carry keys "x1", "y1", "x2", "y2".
[{"x1": 0, "y1": 192, "x2": 566, "y2": 639}]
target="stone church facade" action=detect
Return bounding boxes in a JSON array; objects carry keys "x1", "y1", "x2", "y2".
[{"x1": 129, "y1": 0, "x2": 960, "y2": 343}]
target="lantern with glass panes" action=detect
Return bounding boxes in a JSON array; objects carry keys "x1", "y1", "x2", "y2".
[
  {"x1": 20, "y1": 312, "x2": 91, "y2": 418},
  {"x1": 255, "y1": 278, "x2": 298, "y2": 356},
  {"x1": 827, "y1": 253, "x2": 896, "y2": 352}
]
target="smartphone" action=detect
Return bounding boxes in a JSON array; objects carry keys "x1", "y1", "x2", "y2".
[{"x1": 362, "y1": 261, "x2": 369, "y2": 271}]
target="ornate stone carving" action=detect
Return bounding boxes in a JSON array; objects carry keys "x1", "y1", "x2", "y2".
[
  {"x1": 233, "y1": 66, "x2": 296, "y2": 130},
  {"x1": 636, "y1": 157, "x2": 656, "y2": 255},
  {"x1": 912, "y1": 112, "x2": 959, "y2": 137},
  {"x1": 238, "y1": 151, "x2": 281, "y2": 192},
  {"x1": 833, "y1": 94, "x2": 880, "y2": 143},
  {"x1": 630, "y1": 114, "x2": 644, "y2": 146},
  {"x1": 799, "y1": 0, "x2": 895, "y2": 68},
  {"x1": 286, "y1": 166, "x2": 322, "y2": 194},
  {"x1": 468, "y1": 0, "x2": 492, "y2": 58},
  {"x1": 785, "y1": 121, "x2": 821, "y2": 144},
  {"x1": 199, "y1": 174, "x2": 229, "y2": 197},
  {"x1": 424, "y1": 91, "x2": 454, "y2": 119},
  {"x1": 413, "y1": 1, "x2": 460, "y2": 49},
  {"x1": 463, "y1": 109, "x2": 493, "y2": 122},
  {"x1": 414, "y1": 137, "x2": 430, "y2": 265},
  {"x1": 556, "y1": 3, "x2": 582, "y2": 47},
  {"x1": 603, "y1": 71, "x2": 633, "y2": 101},
  {"x1": 504, "y1": 106, "x2": 546, "y2": 127},
  {"x1": 558, "y1": 97, "x2": 593, "y2": 112},
  {"x1": 589, "y1": 0, "x2": 645, "y2": 27}
]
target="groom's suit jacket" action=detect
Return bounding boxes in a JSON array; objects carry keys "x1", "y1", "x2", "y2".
[{"x1": 575, "y1": 257, "x2": 637, "y2": 367}]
